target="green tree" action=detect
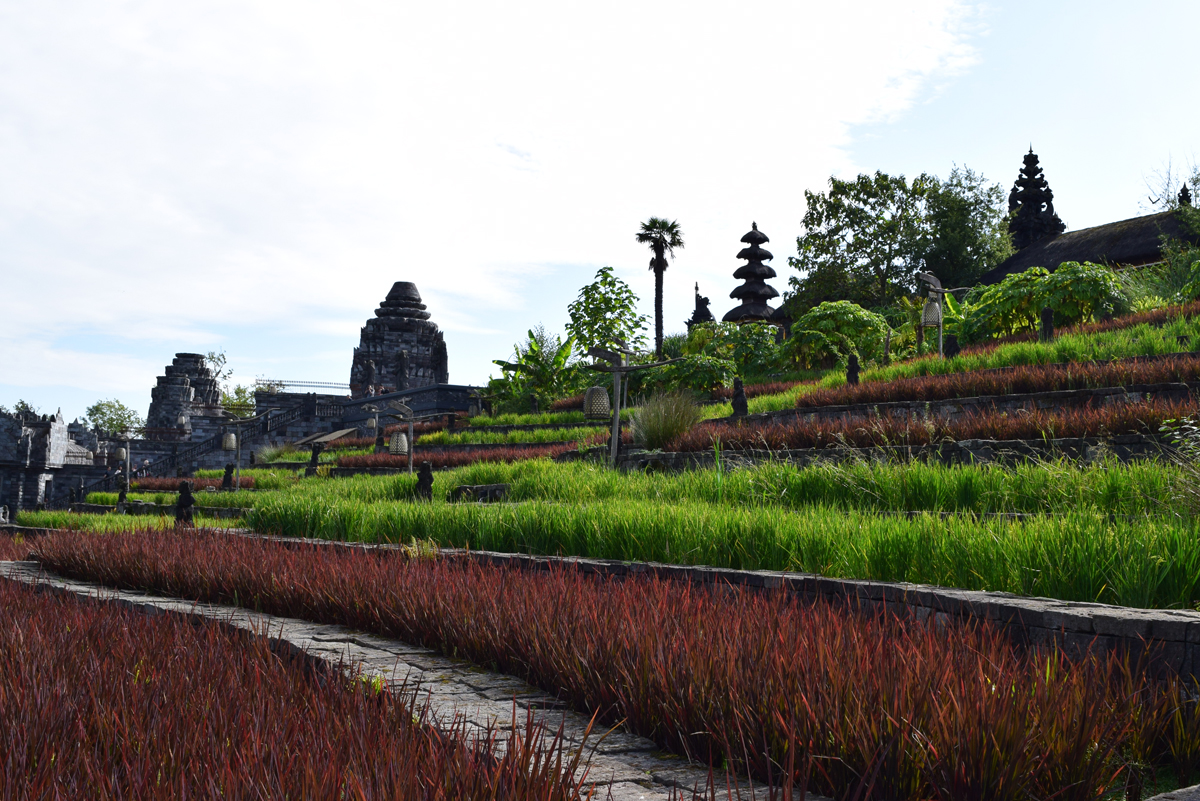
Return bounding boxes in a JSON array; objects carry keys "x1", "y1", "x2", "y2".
[
  {"x1": 787, "y1": 171, "x2": 931, "y2": 314},
  {"x1": 922, "y1": 166, "x2": 1013, "y2": 289},
  {"x1": 565, "y1": 266, "x2": 649, "y2": 355},
  {"x1": 221, "y1": 385, "x2": 257, "y2": 418},
  {"x1": 635, "y1": 217, "x2": 684, "y2": 361},
  {"x1": 785, "y1": 167, "x2": 1011, "y2": 316},
  {"x1": 0, "y1": 399, "x2": 40, "y2": 418},
  {"x1": 84, "y1": 399, "x2": 145, "y2": 436}
]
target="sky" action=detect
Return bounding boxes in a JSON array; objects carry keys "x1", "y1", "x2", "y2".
[{"x1": 1, "y1": 0, "x2": 1198, "y2": 421}]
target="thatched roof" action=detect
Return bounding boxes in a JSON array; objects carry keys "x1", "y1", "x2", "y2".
[{"x1": 979, "y1": 210, "x2": 1198, "y2": 285}]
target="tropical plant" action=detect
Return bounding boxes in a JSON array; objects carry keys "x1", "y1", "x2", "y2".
[
  {"x1": 1040, "y1": 261, "x2": 1129, "y2": 325},
  {"x1": 635, "y1": 217, "x2": 684, "y2": 360},
  {"x1": 792, "y1": 301, "x2": 891, "y2": 363},
  {"x1": 960, "y1": 267, "x2": 1050, "y2": 341},
  {"x1": 565, "y1": 266, "x2": 649, "y2": 355},
  {"x1": 490, "y1": 326, "x2": 583, "y2": 412}
]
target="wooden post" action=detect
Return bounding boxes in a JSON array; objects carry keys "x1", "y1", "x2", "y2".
[
  {"x1": 408, "y1": 419, "x2": 414, "y2": 475},
  {"x1": 610, "y1": 357, "x2": 623, "y2": 468}
]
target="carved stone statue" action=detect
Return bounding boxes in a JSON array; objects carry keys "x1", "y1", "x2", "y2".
[
  {"x1": 116, "y1": 471, "x2": 128, "y2": 505},
  {"x1": 731, "y1": 377, "x2": 748, "y2": 417},
  {"x1": 1040, "y1": 306, "x2": 1055, "y2": 342},
  {"x1": 416, "y1": 461, "x2": 434, "y2": 501},
  {"x1": 222, "y1": 463, "x2": 234, "y2": 491},
  {"x1": 362, "y1": 359, "x2": 377, "y2": 397},
  {"x1": 395, "y1": 350, "x2": 410, "y2": 391},
  {"x1": 374, "y1": 430, "x2": 386, "y2": 454},
  {"x1": 846, "y1": 354, "x2": 860, "y2": 386},
  {"x1": 1181, "y1": 185, "x2": 1193, "y2": 207},
  {"x1": 175, "y1": 480, "x2": 195, "y2": 527},
  {"x1": 306, "y1": 442, "x2": 324, "y2": 477}
]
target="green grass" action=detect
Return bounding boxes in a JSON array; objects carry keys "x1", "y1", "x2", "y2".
[
  {"x1": 468, "y1": 408, "x2": 634, "y2": 428},
  {"x1": 17, "y1": 511, "x2": 240, "y2": 532},
  {"x1": 87, "y1": 490, "x2": 260, "y2": 508},
  {"x1": 419, "y1": 426, "x2": 607, "y2": 446},
  {"x1": 260, "y1": 458, "x2": 1176, "y2": 517},
  {"x1": 245, "y1": 498, "x2": 1200, "y2": 609}
]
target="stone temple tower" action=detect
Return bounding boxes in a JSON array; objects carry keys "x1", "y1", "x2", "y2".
[
  {"x1": 723, "y1": 222, "x2": 779, "y2": 323},
  {"x1": 350, "y1": 282, "x2": 448, "y2": 397},
  {"x1": 145, "y1": 353, "x2": 222, "y2": 431}
]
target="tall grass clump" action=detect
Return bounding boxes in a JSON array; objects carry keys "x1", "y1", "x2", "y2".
[
  {"x1": 631, "y1": 391, "x2": 702, "y2": 450},
  {"x1": 0, "y1": 575, "x2": 593, "y2": 799},
  {"x1": 16, "y1": 511, "x2": 239, "y2": 532},
  {"x1": 33, "y1": 529, "x2": 1200, "y2": 800}
]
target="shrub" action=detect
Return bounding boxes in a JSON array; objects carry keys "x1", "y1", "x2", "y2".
[
  {"x1": 792, "y1": 301, "x2": 890, "y2": 362},
  {"x1": 631, "y1": 391, "x2": 702, "y2": 450},
  {"x1": 1041, "y1": 260, "x2": 1129, "y2": 325}
]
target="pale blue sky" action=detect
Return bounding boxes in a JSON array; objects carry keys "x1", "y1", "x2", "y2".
[{"x1": 1, "y1": 1, "x2": 1197, "y2": 421}]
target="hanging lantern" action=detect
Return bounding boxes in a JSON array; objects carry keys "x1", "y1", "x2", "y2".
[
  {"x1": 114, "y1": 447, "x2": 127, "y2": 461},
  {"x1": 468, "y1": 402, "x2": 479, "y2": 418},
  {"x1": 921, "y1": 298, "x2": 942, "y2": 327},
  {"x1": 365, "y1": 417, "x2": 377, "y2": 429},
  {"x1": 583, "y1": 386, "x2": 611, "y2": 420},
  {"x1": 389, "y1": 432, "x2": 409, "y2": 455},
  {"x1": 222, "y1": 433, "x2": 237, "y2": 451},
  {"x1": 176, "y1": 414, "x2": 188, "y2": 427}
]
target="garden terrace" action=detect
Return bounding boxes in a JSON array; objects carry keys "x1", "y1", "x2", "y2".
[
  {"x1": 26, "y1": 528, "x2": 1200, "y2": 800},
  {"x1": 0, "y1": 568, "x2": 594, "y2": 799},
  {"x1": 680, "y1": 396, "x2": 1192, "y2": 453}
]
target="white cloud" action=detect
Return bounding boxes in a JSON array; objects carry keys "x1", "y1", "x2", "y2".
[{"x1": 0, "y1": 0, "x2": 980, "y2": 405}]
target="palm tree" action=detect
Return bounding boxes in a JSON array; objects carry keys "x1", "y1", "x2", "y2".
[{"x1": 635, "y1": 217, "x2": 684, "y2": 360}]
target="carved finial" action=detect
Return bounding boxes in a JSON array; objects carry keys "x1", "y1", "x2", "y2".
[
  {"x1": 1180, "y1": 184, "x2": 1193, "y2": 207},
  {"x1": 752, "y1": 221, "x2": 758, "y2": 230}
]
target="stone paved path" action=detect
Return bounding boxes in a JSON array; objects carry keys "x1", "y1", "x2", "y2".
[{"x1": 0, "y1": 561, "x2": 821, "y2": 801}]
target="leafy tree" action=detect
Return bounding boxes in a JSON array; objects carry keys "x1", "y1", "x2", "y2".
[
  {"x1": 565, "y1": 266, "x2": 649, "y2": 355},
  {"x1": 1040, "y1": 262, "x2": 1128, "y2": 325},
  {"x1": 635, "y1": 217, "x2": 684, "y2": 361},
  {"x1": 785, "y1": 167, "x2": 1011, "y2": 316},
  {"x1": 205, "y1": 350, "x2": 232, "y2": 388},
  {"x1": 922, "y1": 166, "x2": 1012, "y2": 289},
  {"x1": 0, "y1": 399, "x2": 40, "y2": 418},
  {"x1": 84, "y1": 399, "x2": 145, "y2": 436},
  {"x1": 787, "y1": 171, "x2": 931, "y2": 313},
  {"x1": 683, "y1": 322, "x2": 780, "y2": 378},
  {"x1": 222, "y1": 385, "x2": 257, "y2": 418}
]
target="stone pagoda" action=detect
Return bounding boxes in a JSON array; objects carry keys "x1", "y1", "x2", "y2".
[
  {"x1": 722, "y1": 222, "x2": 779, "y2": 323},
  {"x1": 1008, "y1": 148, "x2": 1066, "y2": 251},
  {"x1": 350, "y1": 282, "x2": 448, "y2": 397},
  {"x1": 145, "y1": 353, "x2": 224, "y2": 435}
]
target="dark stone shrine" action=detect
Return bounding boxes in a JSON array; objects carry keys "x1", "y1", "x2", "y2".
[
  {"x1": 723, "y1": 223, "x2": 779, "y2": 323},
  {"x1": 350, "y1": 282, "x2": 448, "y2": 397},
  {"x1": 1008, "y1": 148, "x2": 1066, "y2": 251}
]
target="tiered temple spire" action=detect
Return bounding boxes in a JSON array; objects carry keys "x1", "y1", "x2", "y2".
[
  {"x1": 722, "y1": 222, "x2": 779, "y2": 323},
  {"x1": 1008, "y1": 148, "x2": 1066, "y2": 251}
]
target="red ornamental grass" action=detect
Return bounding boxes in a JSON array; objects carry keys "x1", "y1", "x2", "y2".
[
  {"x1": 796, "y1": 355, "x2": 1200, "y2": 409},
  {"x1": 669, "y1": 397, "x2": 1197, "y2": 452},
  {"x1": 33, "y1": 529, "x2": 1200, "y2": 801},
  {"x1": 0, "y1": 574, "x2": 592, "y2": 800},
  {"x1": 337, "y1": 443, "x2": 578, "y2": 470},
  {"x1": 0, "y1": 536, "x2": 31, "y2": 561}
]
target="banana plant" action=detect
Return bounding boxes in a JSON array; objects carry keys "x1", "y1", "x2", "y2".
[{"x1": 492, "y1": 328, "x2": 581, "y2": 408}]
